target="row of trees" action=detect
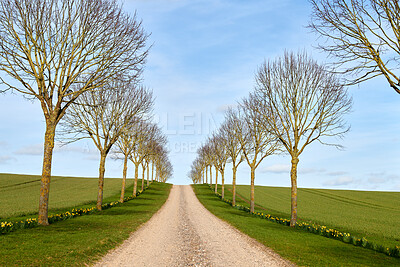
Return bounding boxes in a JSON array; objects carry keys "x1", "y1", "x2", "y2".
[
  {"x1": 190, "y1": 51, "x2": 352, "y2": 227},
  {"x1": 60, "y1": 79, "x2": 172, "y2": 210},
  {"x1": 0, "y1": 0, "x2": 172, "y2": 225},
  {"x1": 191, "y1": 0, "x2": 400, "y2": 228}
]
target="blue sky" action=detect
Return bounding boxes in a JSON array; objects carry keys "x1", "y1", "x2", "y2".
[{"x1": 0, "y1": 0, "x2": 399, "y2": 191}]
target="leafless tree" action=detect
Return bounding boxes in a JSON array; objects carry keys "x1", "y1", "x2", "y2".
[
  {"x1": 0, "y1": 0, "x2": 149, "y2": 224},
  {"x1": 115, "y1": 118, "x2": 143, "y2": 202},
  {"x1": 61, "y1": 80, "x2": 153, "y2": 210},
  {"x1": 235, "y1": 94, "x2": 281, "y2": 213},
  {"x1": 146, "y1": 126, "x2": 168, "y2": 186},
  {"x1": 210, "y1": 132, "x2": 229, "y2": 199},
  {"x1": 208, "y1": 137, "x2": 221, "y2": 194},
  {"x1": 309, "y1": 0, "x2": 400, "y2": 94},
  {"x1": 199, "y1": 144, "x2": 213, "y2": 185},
  {"x1": 220, "y1": 108, "x2": 245, "y2": 205},
  {"x1": 129, "y1": 121, "x2": 158, "y2": 194},
  {"x1": 255, "y1": 51, "x2": 352, "y2": 226}
]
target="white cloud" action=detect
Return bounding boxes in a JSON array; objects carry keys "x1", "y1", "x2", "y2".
[
  {"x1": 0, "y1": 155, "x2": 16, "y2": 164},
  {"x1": 262, "y1": 164, "x2": 326, "y2": 174},
  {"x1": 327, "y1": 171, "x2": 348, "y2": 176},
  {"x1": 323, "y1": 176, "x2": 355, "y2": 186},
  {"x1": 299, "y1": 167, "x2": 326, "y2": 174},
  {"x1": 368, "y1": 177, "x2": 386, "y2": 184},
  {"x1": 262, "y1": 164, "x2": 291, "y2": 173},
  {"x1": 366, "y1": 171, "x2": 400, "y2": 185},
  {"x1": 15, "y1": 144, "x2": 43, "y2": 156}
]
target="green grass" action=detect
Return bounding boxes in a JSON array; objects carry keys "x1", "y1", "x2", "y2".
[
  {"x1": 193, "y1": 184, "x2": 400, "y2": 266},
  {"x1": 0, "y1": 181, "x2": 172, "y2": 266},
  {"x1": 0, "y1": 173, "x2": 142, "y2": 219},
  {"x1": 224, "y1": 184, "x2": 400, "y2": 249}
]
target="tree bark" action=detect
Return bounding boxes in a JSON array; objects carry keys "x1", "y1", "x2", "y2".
[
  {"x1": 97, "y1": 152, "x2": 107, "y2": 210},
  {"x1": 232, "y1": 165, "x2": 237, "y2": 206},
  {"x1": 250, "y1": 165, "x2": 255, "y2": 213},
  {"x1": 120, "y1": 154, "x2": 128, "y2": 202},
  {"x1": 214, "y1": 166, "x2": 218, "y2": 193},
  {"x1": 146, "y1": 161, "x2": 150, "y2": 187},
  {"x1": 134, "y1": 163, "x2": 139, "y2": 196},
  {"x1": 221, "y1": 169, "x2": 225, "y2": 199},
  {"x1": 151, "y1": 161, "x2": 154, "y2": 182},
  {"x1": 209, "y1": 165, "x2": 212, "y2": 186},
  {"x1": 38, "y1": 121, "x2": 56, "y2": 225},
  {"x1": 141, "y1": 163, "x2": 145, "y2": 191},
  {"x1": 205, "y1": 166, "x2": 208, "y2": 184},
  {"x1": 290, "y1": 156, "x2": 299, "y2": 227}
]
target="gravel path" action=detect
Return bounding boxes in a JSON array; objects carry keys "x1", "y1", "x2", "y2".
[{"x1": 94, "y1": 185, "x2": 294, "y2": 267}]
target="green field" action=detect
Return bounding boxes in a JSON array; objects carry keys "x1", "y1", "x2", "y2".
[
  {"x1": 193, "y1": 184, "x2": 400, "y2": 266},
  {"x1": 0, "y1": 173, "x2": 146, "y2": 219},
  {"x1": 224, "y1": 184, "x2": 400, "y2": 249},
  {"x1": 0, "y1": 173, "x2": 172, "y2": 266}
]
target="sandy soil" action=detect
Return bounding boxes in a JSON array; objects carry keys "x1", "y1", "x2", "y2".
[{"x1": 94, "y1": 185, "x2": 294, "y2": 267}]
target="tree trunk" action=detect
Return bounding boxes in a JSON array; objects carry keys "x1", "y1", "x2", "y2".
[
  {"x1": 146, "y1": 161, "x2": 150, "y2": 187},
  {"x1": 96, "y1": 152, "x2": 107, "y2": 210},
  {"x1": 232, "y1": 165, "x2": 237, "y2": 206},
  {"x1": 151, "y1": 161, "x2": 154, "y2": 182},
  {"x1": 205, "y1": 166, "x2": 208, "y2": 184},
  {"x1": 141, "y1": 163, "x2": 145, "y2": 191},
  {"x1": 38, "y1": 121, "x2": 56, "y2": 225},
  {"x1": 221, "y1": 169, "x2": 225, "y2": 199},
  {"x1": 133, "y1": 163, "x2": 139, "y2": 196},
  {"x1": 290, "y1": 156, "x2": 299, "y2": 227},
  {"x1": 120, "y1": 154, "x2": 128, "y2": 202},
  {"x1": 250, "y1": 165, "x2": 255, "y2": 213},
  {"x1": 214, "y1": 166, "x2": 218, "y2": 193},
  {"x1": 209, "y1": 165, "x2": 212, "y2": 186}
]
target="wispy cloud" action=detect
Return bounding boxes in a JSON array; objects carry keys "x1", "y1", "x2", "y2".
[
  {"x1": 0, "y1": 155, "x2": 16, "y2": 164},
  {"x1": 262, "y1": 164, "x2": 326, "y2": 174},
  {"x1": 15, "y1": 144, "x2": 43, "y2": 156},
  {"x1": 366, "y1": 171, "x2": 400, "y2": 185},
  {"x1": 261, "y1": 164, "x2": 291, "y2": 173},
  {"x1": 327, "y1": 171, "x2": 348, "y2": 176},
  {"x1": 323, "y1": 176, "x2": 355, "y2": 186}
]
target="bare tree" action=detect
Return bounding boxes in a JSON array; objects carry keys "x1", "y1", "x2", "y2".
[
  {"x1": 235, "y1": 94, "x2": 281, "y2": 213},
  {"x1": 210, "y1": 133, "x2": 229, "y2": 199},
  {"x1": 130, "y1": 121, "x2": 157, "y2": 194},
  {"x1": 62, "y1": 81, "x2": 153, "y2": 210},
  {"x1": 309, "y1": 0, "x2": 400, "y2": 94},
  {"x1": 0, "y1": 0, "x2": 149, "y2": 224},
  {"x1": 208, "y1": 137, "x2": 221, "y2": 194},
  {"x1": 199, "y1": 144, "x2": 213, "y2": 185},
  {"x1": 115, "y1": 119, "x2": 142, "y2": 202},
  {"x1": 220, "y1": 107, "x2": 245, "y2": 205},
  {"x1": 255, "y1": 51, "x2": 352, "y2": 226}
]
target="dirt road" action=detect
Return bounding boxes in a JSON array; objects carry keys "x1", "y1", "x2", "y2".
[{"x1": 94, "y1": 185, "x2": 293, "y2": 266}]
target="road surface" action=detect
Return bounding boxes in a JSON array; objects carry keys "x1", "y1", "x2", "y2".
[{"x1": 94, "y1": 185, "x2": 293, "y2": 267}]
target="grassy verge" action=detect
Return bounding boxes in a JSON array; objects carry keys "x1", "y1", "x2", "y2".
[
  {"x1": 0, "y1": 181, "x2": 172, "y2": 266},
  {"x1": 0, "y1": 173, "x2": 129, "y2": 219},
  {"x1": 229, "y1": 184, "x2": 400, "y2": 249},
  {"x1": 193, "y1": 184, "x2": 400, "y2": 266}
]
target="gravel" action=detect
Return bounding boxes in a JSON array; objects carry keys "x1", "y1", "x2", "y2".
[{"x1": 94, "y1": 185, "x2": 294, "y2": 267}]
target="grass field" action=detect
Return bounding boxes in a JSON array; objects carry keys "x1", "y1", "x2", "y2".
[
  {"x1": 0, "y1": 176, "x2": 172, "y2": 266},
  {"x1": 224, "y1": 184, "x2": 400, "y2": 249},
  {"x1": 0, "y1": 173, "x2": 141, "y2": 219},
  {"x1": 193, "y1": 184, "x2": 400, "y2": 266}
]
